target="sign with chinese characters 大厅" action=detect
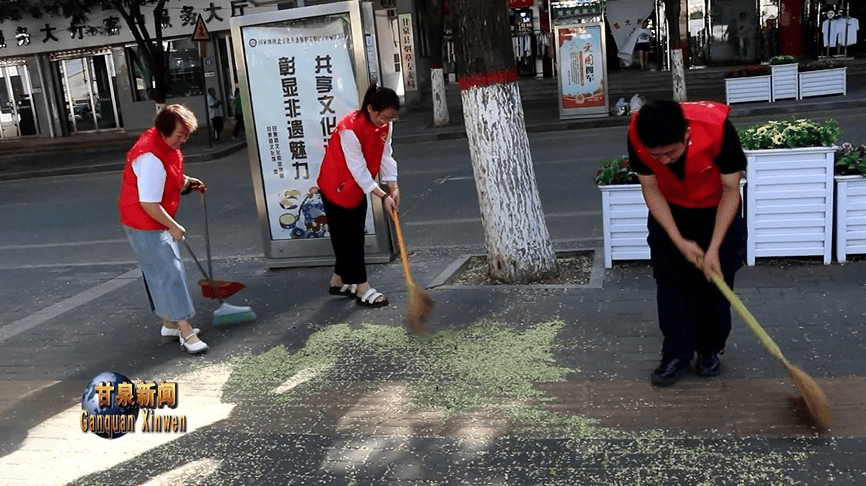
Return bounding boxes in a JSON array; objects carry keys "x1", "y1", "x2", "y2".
[
  {"x1": 555, "y1": 23, "x2": 609, "y2": 119},
  {"x1": 242, "y1": 17, "x2": 375, "y2": 241},
  {"x1": 397, "y1": 14, "x2": 418, "y2": 92}
]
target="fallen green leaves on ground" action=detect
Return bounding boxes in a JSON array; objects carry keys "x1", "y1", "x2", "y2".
[{"x1": 222, "y1": 320, "x2": 811, "y2": 485}]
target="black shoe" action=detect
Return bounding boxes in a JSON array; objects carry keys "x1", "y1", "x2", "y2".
[
  {"x1": 651, "y1": 358, "x2": 690, "y2": 386},
  {"x1": 695, "y1": 353, "x2": 721, "y2": 377}
]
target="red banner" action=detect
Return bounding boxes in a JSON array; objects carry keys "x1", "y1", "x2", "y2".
[{"x1": 509, "y1": 0, "x2": 534, "y2": 8}]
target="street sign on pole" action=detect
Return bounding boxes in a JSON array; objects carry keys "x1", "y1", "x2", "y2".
[{"x1": 192, "y1": 14, "x2": 211, "y2": 41}]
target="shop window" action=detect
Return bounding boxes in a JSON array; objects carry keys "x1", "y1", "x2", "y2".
[{"x1": 127, "y1": 39, "x2": 203, "y2": 101}]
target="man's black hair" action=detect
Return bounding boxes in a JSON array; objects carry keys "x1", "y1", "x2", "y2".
[{"x1": 634, "y1": 100, "x2": 687, "y2": 148}]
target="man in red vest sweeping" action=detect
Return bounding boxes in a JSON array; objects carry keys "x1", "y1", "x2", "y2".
[{"x1": 627, "y1": 100, "x2": 747, "y2": 386}]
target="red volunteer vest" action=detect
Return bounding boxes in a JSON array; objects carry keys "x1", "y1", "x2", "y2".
[
  {"x1": 316, "y1": 110, "x2": 389, "y2": 208},
  {"x1": 628, "y1": 102, "x2": 730, "y2": 208},
  {"x1": 118, "y1": 127, "x2": 185, "y2": 230}
]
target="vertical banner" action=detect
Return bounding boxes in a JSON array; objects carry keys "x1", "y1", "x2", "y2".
[
  {"x1": 398, "y1": 14, "x2": 418, "y2": 92},
  {"x1": 233, "y1": 2, "x2": 393, "y2": 267},
  {"x1": 243, "y1": 17, "x2": 374, "y2": 241},
  {"x1": 555, "y1": 23, "x2": 609, "y2": 119}
]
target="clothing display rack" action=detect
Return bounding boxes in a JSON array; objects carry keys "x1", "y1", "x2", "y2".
[{"x1": 821, "y1": 6, "x2": 859, "y2": 58}]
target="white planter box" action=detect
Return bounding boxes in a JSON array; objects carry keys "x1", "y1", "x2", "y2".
[
  {"x1": 771, "y1": 64, "x2": 799, "y2": 101},
  {"x1": 599, "y1": 181, "x2": 745, "y2": 268},
  {"x1": 834, "y1": 175, "x2": 866, "y2": 263},
  {"x1": 745, "y1": 147, "x2": 836, "y2": 265},
  {"x1": 599, "y1": 184, "x2": 649, "y2": 268},
  {"x1": 799, "y1": 67, "x2": 847, "y2": 98},
  {"x1": 725, "y1": 75, "x2": 771, "y2": 104}
]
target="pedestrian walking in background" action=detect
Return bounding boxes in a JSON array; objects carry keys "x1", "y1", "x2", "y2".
[
  {"x1": 207, "y1": 87, "x2": 224, "y2": 141},
  {"x1": 317, "y1": 85, "x2": 400, "y2": 308},
  {"x1": 230, "y1": 87, "x2": 245, "y2": 140},
  {"x1": 119, "y1": 104, "x2": 209, "y2": 354},
  {"x1": 627, "y1": 100, "x2": 747, "y2": 386},
  {"x1": 634, "y1": 18, "x2": 652, "y2": 71}
]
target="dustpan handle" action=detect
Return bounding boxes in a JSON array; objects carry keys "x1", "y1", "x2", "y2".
[
  {"x1": 201, "y1": 191, "x2": 213, "y2": 281},
  {"x1": 181, "y1": 237, "x2": 212, "y2": 282}
]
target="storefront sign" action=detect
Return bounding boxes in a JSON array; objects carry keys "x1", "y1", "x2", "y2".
[
  {"x1": 509, "y1": 0, "x2": 535, "y2": 8},
  {"x1": 555, "y1": 23, "x2": 608, "y2": 119},
  {"x1": 398, "y1": 14, "x2": 418, "y2": 92}
]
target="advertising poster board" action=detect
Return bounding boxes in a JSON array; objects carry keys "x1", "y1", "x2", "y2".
[
  {"x1": 231, "y1": 2, "x2": 391, "y2": 267},
  {"x1": 555, "y1": 23, "x2": 609, "y2": 119}
]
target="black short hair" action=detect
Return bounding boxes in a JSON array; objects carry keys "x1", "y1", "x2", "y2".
[{"x1": 634, "y1": 100, "x2": 687, "y2": 148}]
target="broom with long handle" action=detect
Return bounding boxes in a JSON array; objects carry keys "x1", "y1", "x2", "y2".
[
  {"x1": 391, "y1": 210, "x2": 433, "y2": 334},
  {"x1": 703, "y1": 264, "x2": 833, "y2": 428}
]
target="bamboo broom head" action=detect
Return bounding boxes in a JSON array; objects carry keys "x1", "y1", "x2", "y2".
[
  {"x1": 787, "y1": 363, "x2": 834, "y2": 429},
  {"x1": 406, "y1": 284, "x2": 433, "y2": 335}
]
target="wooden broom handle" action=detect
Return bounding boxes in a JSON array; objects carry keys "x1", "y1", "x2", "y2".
[
  {"x1": 391, "y1": 211, "x2": 415, "y2": 289},
  {"x1": 698, "y1": 257, "x2": 786, "y2": 362}
]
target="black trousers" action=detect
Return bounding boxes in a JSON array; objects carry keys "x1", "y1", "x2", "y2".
[
  {"x1": 232, "y1": 114, "x2": 244, "y2": 138},
  {"x1": 212, "y1": 116, "x2": 224, "y2": 138},
  {"x1": 648, "y1": 209, "x2": 747, "y2": 361},
  {"x1": 321, "y1": 193, "x2": 367, "y2": 284}
]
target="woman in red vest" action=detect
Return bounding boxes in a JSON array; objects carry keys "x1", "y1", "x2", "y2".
[
  {"x1": 627, "y1": 100, "x2": 747, "y2": 386},
  {"x1": 317, "y1": 86, "x2": 400, "y2": 307},
  {"x1": 118, "y1": 105, "x2": 208, "y2": 354}
]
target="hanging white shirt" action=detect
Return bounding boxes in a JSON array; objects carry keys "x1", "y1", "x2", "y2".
[{"x1": 845, "y1": 17, "x2": 859, "y2": 46}]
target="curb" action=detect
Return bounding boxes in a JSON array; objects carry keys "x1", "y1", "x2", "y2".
[
  {"x1": 0, "y1": 142, "x2": 247, "y2": 182},
  {"x1": 393, "y1": 97, "x2": 866, "y2": 145}
]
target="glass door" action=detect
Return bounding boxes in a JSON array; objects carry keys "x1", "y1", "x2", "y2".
[
  {"x1": 0, "y1": 65, "x2": 39, "y2": 139},
  {"x1": 57, "y1": 53, "x2": 121, "y2": 133}
]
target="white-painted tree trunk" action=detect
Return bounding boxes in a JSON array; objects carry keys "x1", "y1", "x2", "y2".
[
  {"x1": 431, "y1": 67, "x2": 449, "y2": 127},
  {"x1": 461, "y1": 82, "x2": 557, "y2": 282},
  {"x1": 671, "y1": 50, "x2": 687, "y2": 102}
]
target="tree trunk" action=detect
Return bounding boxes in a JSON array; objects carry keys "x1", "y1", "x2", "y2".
[
  {"x1": 451, "y1": 0, "x2": 557, "y2": 283},
  {"x1": 418, "y1": 0, "x2": 449, "y2": 126},
  {"x1": 431, "y1": 67, "x2": 449, "y2": 126}
]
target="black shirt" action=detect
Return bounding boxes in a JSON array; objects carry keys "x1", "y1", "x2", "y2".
[{"x1": 627, "y1": 119, "x2": 746, "y2": 179}]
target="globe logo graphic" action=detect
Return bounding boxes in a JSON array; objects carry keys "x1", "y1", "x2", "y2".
[
  {"x1": 81, "y1": 371, "x2": 140, "y2": 439},
  {"x1": 249, "y1": 38, "x2": 257, "y2": 48}
]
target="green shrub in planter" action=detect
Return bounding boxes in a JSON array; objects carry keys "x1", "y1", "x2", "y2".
[
  {"x1": 769, "y1": 55, "x2": 797, "y2": 65},
  {"x1": 835, "y1": 143, "x2": 866, "y2": 175},
  {"x1": 724, "y1": 65, "x2": 771, "y2": 78},
  {"x1": 594, "y1": 156, "x2": 638, "y2": 185},
  {"x1": 737, "y1": 117, "x2": 841, "y2": 150},
  {"x1": 798, "y1": 59, "x2": 842, "y2": 72}
]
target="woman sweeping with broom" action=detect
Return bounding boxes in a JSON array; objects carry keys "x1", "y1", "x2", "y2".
[
  {"x1": 119, "y1": 104, "x2": 208, "y2": 354},
  {"x1": 318, "y1": 85, "x2": 401, "y2": 308}
]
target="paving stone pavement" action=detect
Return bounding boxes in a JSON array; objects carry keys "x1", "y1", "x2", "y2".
[{"x1": 1, "y1": 245, "x2": 865, "y2": 485}]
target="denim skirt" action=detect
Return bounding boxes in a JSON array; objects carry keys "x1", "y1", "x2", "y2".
[{"x1": 124, "y1": 226, "x2": 195, "y2": 322}]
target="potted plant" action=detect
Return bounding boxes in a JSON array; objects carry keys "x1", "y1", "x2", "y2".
[
  {"x1": 595, "y1": 156, "x2": 649, "y2": 268},
  {"x1": 724, "y1": 65, "x2": 771, "y2": 104},
  {"x1": 769, "y1": 55, "x2": 799, "y2": 101},
  {"x1": 738, "y1": 117, "x2": 841, "y2": 265},
  {"x1": 798, "y1": 59, "x2": 847, "y2": 98},
  {"x1": 834, "y1": 143, "x2": 866, "y2": 263}
]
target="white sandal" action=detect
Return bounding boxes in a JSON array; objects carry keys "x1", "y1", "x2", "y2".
[
  {"x1": 180, "y1": 333, "x2": 208, "y2": 354},
  {"x1": 356, "y1": 288, "x2": 389, "y2": 308}
]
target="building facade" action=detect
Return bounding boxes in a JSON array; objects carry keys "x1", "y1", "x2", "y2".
[{"x1": 0, "y1": 0, "x2": 419, "y2": 140}]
